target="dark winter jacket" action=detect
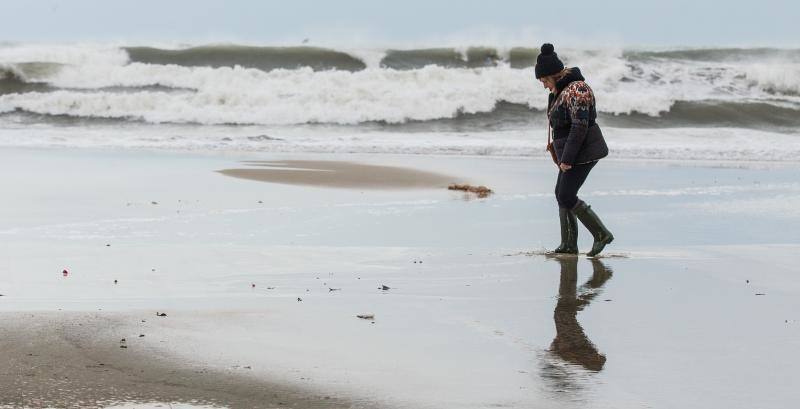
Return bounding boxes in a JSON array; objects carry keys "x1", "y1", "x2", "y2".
[{"x1": 548, "y1": 67, "x2": 608, "y2": 165}]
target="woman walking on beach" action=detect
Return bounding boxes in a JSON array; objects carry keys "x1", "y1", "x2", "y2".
[{"x1": 536, "y1": 43, "x2": 614, "y2": 257}]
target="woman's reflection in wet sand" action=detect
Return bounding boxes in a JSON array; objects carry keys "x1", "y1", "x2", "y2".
[{"x1": 549, "y1": 256, "x2": 613, "y2": 371}]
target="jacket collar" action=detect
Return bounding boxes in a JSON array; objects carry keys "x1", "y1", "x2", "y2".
[{"x1": 555, "y1": 67, "x2": 585, "y2": 95}]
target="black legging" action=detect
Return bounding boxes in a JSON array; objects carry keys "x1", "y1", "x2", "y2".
[{"x1": 555, "y1": 161, "x2": 596, "y2": 209}]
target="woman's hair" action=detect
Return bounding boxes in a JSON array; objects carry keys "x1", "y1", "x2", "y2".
[{"x1": 544, "y1": 67, "x2": 572, "y2": 82}]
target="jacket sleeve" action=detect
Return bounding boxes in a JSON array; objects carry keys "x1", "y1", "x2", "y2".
[{"x1": 559, "y1": 83, "x2": 594, "y2": 165}]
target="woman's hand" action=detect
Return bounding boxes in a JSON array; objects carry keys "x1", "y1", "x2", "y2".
[{"x1": 559, "y1": 163, "x2": 573, "y2": 172}]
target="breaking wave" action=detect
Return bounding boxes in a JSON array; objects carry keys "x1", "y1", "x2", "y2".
[{"x1": 0, "y1": 43, "x2": 799, "y2": 130}]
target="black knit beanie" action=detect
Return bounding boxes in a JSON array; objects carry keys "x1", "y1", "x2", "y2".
[{"x1": 535, "y1": 43, "x2": 564, "y2": 79}]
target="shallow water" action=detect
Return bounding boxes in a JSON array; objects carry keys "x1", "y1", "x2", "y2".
[{"x1": 1, "y1": 149, "x2": 799, "y2": 408}]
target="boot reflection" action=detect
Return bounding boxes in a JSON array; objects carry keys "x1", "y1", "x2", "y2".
[{"x1": 549, "y1": 256, "x2": 613, "y2": 371}]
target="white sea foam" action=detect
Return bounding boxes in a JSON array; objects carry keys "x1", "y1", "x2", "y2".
[
  {"x1": 0, "y1": 43, "x2": 129, "y2": 66},
  {"x1": 0, "y1": 63, "x2": 24, "y2": 80},
  {"x1": 1, "y1": 65, "x2": 539, "y2": 125},
  {"x1": 742, "y1": 63, "x2": 800, "y2": 95},
  {"x1": 2, "y1": 60, "x2": 799, "y2": 125},
  {"x1": 0, "y1": 123, "x2": 797, "y2": 162},
  {"x1": 2, "y1": 43, "x2": 800, "y2": 162},
  {"x1": 1, "y1": 44, "x2": 800, "y2": 126}
]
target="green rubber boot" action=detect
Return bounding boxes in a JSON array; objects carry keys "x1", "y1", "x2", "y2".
[
  {"x1": 552, "y1": 207, "x2": 578, "y2": 254},
  {"x1": 572, "y1": 200, "x2": 614, "y2": 257}
]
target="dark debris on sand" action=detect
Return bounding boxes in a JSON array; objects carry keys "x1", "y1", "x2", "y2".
[{"x1": 448, "y1": 184, "x2": 493, "y2": 198}]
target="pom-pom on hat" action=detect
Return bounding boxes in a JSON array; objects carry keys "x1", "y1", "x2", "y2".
[{"x1": 535, "y1": 43, "x2": 565, "y2": 79}]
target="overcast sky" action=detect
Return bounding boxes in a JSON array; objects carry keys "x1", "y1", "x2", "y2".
[{"x1": 2, "y1": 0, "x2": 797, "y2": 47}]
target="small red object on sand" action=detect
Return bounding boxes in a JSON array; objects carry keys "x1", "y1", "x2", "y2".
[{"x1": 62, "y1": 269, "x2": 69, "y2": 277}]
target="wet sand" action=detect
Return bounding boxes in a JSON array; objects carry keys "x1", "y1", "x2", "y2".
[
  {"x1": 2, "y1": 148, "x2": 800, "y2": 408},
  {"x1": 0, "y1": 312, "x2": 365, "y2": 409},
  {"x1": 217, "y1": 160, "x2": 462, "y2": 189}
]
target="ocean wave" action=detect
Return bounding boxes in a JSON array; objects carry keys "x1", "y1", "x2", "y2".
[
  {"x1": 625, "y1": 47, "x2": 800, "y2": 62},
  {"x1": 0, "y1": 77, "x2": 52, "y2": 95},
  {"x1": 1, "y1": 62, "x2": 194, "y2": 96},
  {"x1": 0, "y1": 63, "x2": 58, "y2": 95},
  {"x1": 3, "y1": 63, "x2": 800, "y2": 128},
  {"x1": 0, "y1": 62, "x2": 66, "y2": 83},
  {"x1": 379, "y1": 47, "x2": 538, "y2": 69},
  {"x1": 0, "y1": 43, "x2": 128, "y2": 66},
  {"x1": 603, "y1": 100, "x2": 800, "y2": 130},
  {"x1": 125, "y1": 45, "x2": 538, "y2": 70},
  {"x1": 125, "y1": 45, "x2": 368, "y2": 72},
  {"x1": 1, "y1": 44, "x2": 800, "y2": 127},
  {"x1": 0, "y1": 64, "x2": 24, "y2": 81},
  {"x1": 5, "y1": 99, "x2": 800, "y2": 132},
  {"x1": 0, "y1": 65, "x2": 539, "y2": 125}
]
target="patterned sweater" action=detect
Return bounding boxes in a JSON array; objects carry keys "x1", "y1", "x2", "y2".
[{"x1": 547, "y1": 67, "x2": 604, "y2": 165}]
